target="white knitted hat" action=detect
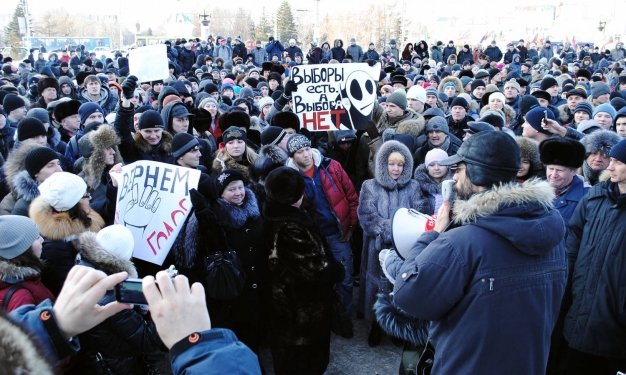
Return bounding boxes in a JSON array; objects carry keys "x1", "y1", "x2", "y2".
[
  {"x1": 96, "y1": 225, "x2": 135, "y2": 260},
  {"x1": 38, "y1": 172, "x2": 87, "y2": 212}
]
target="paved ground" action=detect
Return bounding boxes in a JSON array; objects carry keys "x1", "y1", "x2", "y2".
[{"x1": 158, "y1": 285, "x2": 403, "y2": 374}]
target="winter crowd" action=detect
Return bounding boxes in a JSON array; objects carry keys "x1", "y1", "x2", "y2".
[{"x1": 0, "y1": 33, "x2": 625, "y2": 375}]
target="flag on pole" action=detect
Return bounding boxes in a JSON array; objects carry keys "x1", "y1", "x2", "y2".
[
  {"x1": 601, "y1": 35, "x2": 614, "y2": 51},
  {"x1": 565, "y1": 36, "x2": 570, "y2": 44},
  {"x1": 531, "y1": 33, "x2": 539, "y2": 44},
  {"x1": 572, "y1": 35, "x2": 577, "y2": 48},
  {"x1": 480, "y1": 31, "x2": 489, "y2": 43}
]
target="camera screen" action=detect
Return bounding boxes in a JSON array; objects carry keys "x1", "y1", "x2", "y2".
[{"x1": 117, "y1": 280, "x2": 148, "y2": 305}]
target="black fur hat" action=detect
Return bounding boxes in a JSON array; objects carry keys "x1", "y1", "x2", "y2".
[
  {"x1": 539, "y1": 137, "x2": 585, "y2": 169},
  {"x1": 53, "y1": 99, "x2": 81, "y2": 122},
  {"x1": 264, "y1": 166, "x2": 305, "y2": 205},
  {"x1": 271, "y1": 111, "x2": 301, "y2": 132},
  {"x1": 218, "y1": 110, "x2": 251, "y2": 133}
]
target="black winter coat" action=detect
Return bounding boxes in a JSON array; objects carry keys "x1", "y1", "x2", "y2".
[
  {"x1": 262, "y1": 199, "x2": 344, "y2": 375},
  {"x1": 564, "y1": 180, "x2": 626, "y2": 358},
  {"x1": 114, "y1": 105, "x2": 174, "y2": 164}
]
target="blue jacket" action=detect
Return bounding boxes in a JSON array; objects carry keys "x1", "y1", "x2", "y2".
[
  {"x1": 265, "y1": 40, "x2": 285, "y2": 59},
  {"x1": 484, "y1": 45, "x2": 503, "y2": 63},
  {"x1": 564, "y1": 180, "x2": 626, "y2": 358},
  {"x1": 553, "y1": 175, "x2": 588, "y2": 227},
  {"x1": 393, "y1": 180, "x2": 566, "y2": 375}
]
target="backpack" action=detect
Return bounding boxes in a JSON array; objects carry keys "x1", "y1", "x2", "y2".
[{"x1": 1, "y1": 284, "x2": 30, "y2": 313}]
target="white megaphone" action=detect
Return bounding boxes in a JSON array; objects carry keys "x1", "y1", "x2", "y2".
[{"x1": 391, "y1": 208, "x2": 436, "y2": 260}]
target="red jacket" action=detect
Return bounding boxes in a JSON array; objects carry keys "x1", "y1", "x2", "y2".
[
  {"x1": 288, "y1": 149, "x2": 359, "y2": 236},
  {"x1": 0, "y1": 264, "x2": 56, "y2": 313}
]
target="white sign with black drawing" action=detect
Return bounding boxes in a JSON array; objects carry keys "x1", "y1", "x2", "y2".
[
  {"x1": 114, "y1": 160, "x2": 201, "y2": 265},
  {"x1": 290, "y1": 62, "x2": 380, "y2": 131}
]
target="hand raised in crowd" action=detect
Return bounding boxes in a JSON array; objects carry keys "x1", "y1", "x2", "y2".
[
  {"x1": 109, "y1": 163, "x2": 123, "y2": 187},
  {"x1": 434, "y1": 200, "x2": 452, "y2": 234},
  {"x1": 541, "y1": 118, "x2": 568, "y2": 137},
  {"x1": 284, "y1": 80, "x2": 298, "y2": 97},
  {"x1": 122, "y1": 75, "x2": 138, "y2": 100},
  {"x1": 365, "y1": 120, "x2": 380, "y2": 139},
  {"x1": 142, "y1": 271, "x2": 212, "y2": 349},
  {"x1": 53, "y1": 266, "x2": 132, "y2": 339}
]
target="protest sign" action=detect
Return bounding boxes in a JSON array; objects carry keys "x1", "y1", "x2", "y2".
[
  {"x1": 128, "y1": 44, "x2": 169, "y2": 82},
  {"x1": 291, "y1": 62, "x2": 380, "y2": 131},
  {"x1": 114, "y1": 160, "x2": 201, "y2": 265}
]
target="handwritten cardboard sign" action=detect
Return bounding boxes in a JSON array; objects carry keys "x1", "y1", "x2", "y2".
[{"x1": 128, "y1": 44, "x2": 169, "y2": 82}]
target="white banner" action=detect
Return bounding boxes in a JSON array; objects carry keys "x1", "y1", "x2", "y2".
[
  {"x1": 114, "y1": 161, "x2": 201, "y2": 265},
  {"x1": 291, "y1": 62, "x2": 380, "y2": 131},
  {"x1": 128, "y1": 44, "x2": 170, "y2": 82}
]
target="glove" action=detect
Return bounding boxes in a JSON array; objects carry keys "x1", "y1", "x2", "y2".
[
  {"x1": 121, "y1": 75, "x2": 138, "y2": 100},
  {"x1": 365, "y1": 120, "x2": 380, "y2": 139},
  {"x1": 366, "y1": 59, "x2": 376, "y2": 67},
  {"x1": 189, "y1": 188, "x2": 207, "y2": 211},
  {"x1": 284, "y1": 80, "x2": 298, "y2": 97}
]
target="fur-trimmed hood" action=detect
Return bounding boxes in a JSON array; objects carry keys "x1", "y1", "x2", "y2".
[
  {"x1": 0, "y1": 260, "x2": 39, "y2": 281},
  {"x1": 479, "y1": 104, "x2": 516, "y2": 123},
  {"x1": 377, "y1": 109, "x2": 425, "y2": 137},
  {"x1": 438, "y1": 76, "x2": 463, "y2": 95},
  {"x1": 258, "y1": 144, "x2": 289, "y2": 165},
  {"x1": 83, "y1": 125, "x2": 122, "y2": 190},
  {"x1": 0, "y1": 315, "x2": 55, "y2": 375},
  {"x1": 73, "y1": 232, "x2": 137, "y2": 278},
  {"x1": 374, "y1": 140, "x2": 414, "y2": 189},
  {"x1": 29, "y1": 196, "x2": 105, "y2": 241},
  {"x1": 12, "y1": 170, "x2": 39, "y2": 202},
  {"x1": 374, "y1": 293, "x2": 429, "y2": 347},
  {"x1": 133, "y1": 130, "x2": 173, "y2": 155},
  {"x1": 413, "y1": 163, "x2": 452, "y2": 195},
  {"x1": 2, "y1": 142, "x2": 42, "y2": 193},
  {"x1": 452, "y1": 179, "x2": 562, "y2": 255}
]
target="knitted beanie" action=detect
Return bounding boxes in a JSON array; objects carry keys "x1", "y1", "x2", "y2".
[
  {"x1": 26, "y1": 108, "x2": 50, "y2": 125},
  {"x1": 525, "y1": 106, "x2": 555, "y2": 135},
  {"x1": 0, "y1": 216, "x2": 41, "y2": 260},
  {"x1": 424, "y1": 148, "x2": 449, "y2": 167},
  {"x1": 286, "y1": 134, "x2": 312, "y2": 157},
  {"x1": 25, "y1": 147, "x2": 59, "y2": 178},
  {"x1": 78, "y1": 102, "x2": 104, "y2": 126},
  {"x1": 574, "y1": 101, "x2": 593, "y2": 118},
  {"x1": 592, "y1": 103, "x2": 617, "y2": 121},
  {"x1": 38, "y1": 172, "x2": 87, "y2": 212},
  {"x1": 260, "y1": 126, "x2": 286, "y2": 146},
  {"x1": 591, "y1": 81, "x2": 611, "y2": 99},
  {"x1": 387, "y1": 89, "x2": 408, "y2": 110},
  {"x1": 425, "y1": 116, "x2": 450, "y2": 135},
  {"x1": 471, "y1": 79, "x2": 486, "y2": 91},
  {"x1": 172, "y1": 133, "x2": 199, "y2": 159},
  {"x1": 609, "y1": 139, "x2": 626, "y2": 164},
  {"x1": 2, "y1": 94, "x2": 26, "y2": 114},
  {"x1": 222, "y1": 126, "x2": 247, "y2": 144},
  {"x1": 137, "y1": 110, "x2": 165, "y2": 130},
  {"x1": 17, "y1": 118, "x2": 47, "y2": 141},
  {"x1": 95, "y1": 225, "x2": 135, "y2": 260}
]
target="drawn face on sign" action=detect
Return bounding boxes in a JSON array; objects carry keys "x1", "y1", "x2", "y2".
[{"x1": 344, "y1": 70, "x2": 376, "y2": 116}]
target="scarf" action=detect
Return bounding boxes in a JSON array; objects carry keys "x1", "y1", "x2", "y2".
[{"x1": 428, "y1": 135, "x2": 450, "y2": 153}]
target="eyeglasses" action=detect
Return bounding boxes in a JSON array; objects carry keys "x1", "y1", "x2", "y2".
[
  {"x1": 450, "y1": 166, "x2": 466, "y2": 174},
  {"x1": 82, "y1": 192, "x2": 91, "y2": 199}
]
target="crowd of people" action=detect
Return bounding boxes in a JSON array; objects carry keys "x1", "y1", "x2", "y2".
[{"x1": 0, "y1": 32, "x2": 625, "y2": 375}]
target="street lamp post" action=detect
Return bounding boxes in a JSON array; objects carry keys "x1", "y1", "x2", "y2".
[{"x1": 199, "y1": 11, "x2": 211, "y2": 40}]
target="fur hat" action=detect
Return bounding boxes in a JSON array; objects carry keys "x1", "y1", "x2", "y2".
[
  {"x1": 83, "y1": 125, "x2": 122, "y2": 189},
  {"x1": 37, "y1": 77, "x2": 59, "y2": 96},
  {"x1": 96, "y1": 225, "x2": 135, "y2": 260},
  {"x1": 580, "y1": 129, "x2": 621, "y2": 157},
  {"x1": 53, "y1": 99, "x2": 81, "y2": 122},
  {"x1": 515, "y1": 137, "x2": 542, "y2": 171},
  {"x1": 272, "y1": 111, "x2": 301, "y2": 132},
  {"x1": 539, "y1": 137, "x2": 585, "y2": 169},
  {"x1": 38, "y1": 171, "x2": 87, "y2": 211},
  {"x1": 219, "y1": 110, "x2": 251, "y2": 132},
  {"x1": 264, "y1": 166, "x2": 305, "y2": 205}
]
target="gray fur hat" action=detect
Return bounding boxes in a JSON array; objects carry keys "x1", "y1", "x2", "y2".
[
  {"x1": 579, "y1": 129, "x2": 621, "y2": 157},
  {"x1": 515, "y1": 137, "x2": 542, "y2": 171}
]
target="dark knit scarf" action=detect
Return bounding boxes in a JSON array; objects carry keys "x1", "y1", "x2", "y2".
[
  {"x1": 428, "y1": 135, "x2": 450, "y2": 152},
  {"x1": 582, "y1": 160, "x2": 602, "y2": 186}
]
